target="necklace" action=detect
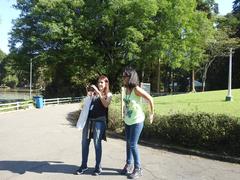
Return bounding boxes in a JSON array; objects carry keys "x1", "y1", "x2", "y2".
[{"x1": 123, "y1": 89, "x2": 133, "y2": 118}]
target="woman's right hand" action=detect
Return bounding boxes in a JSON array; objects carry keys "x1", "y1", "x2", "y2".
[
  {"x1": 149, "y1": 113, "x2": 154, "y2": 124},
  {"x1": 91, "y1": 85, "x2": 100, "y2": 95}
]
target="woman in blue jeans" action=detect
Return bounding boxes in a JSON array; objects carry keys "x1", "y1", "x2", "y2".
[
  {"x1": 121, "y1": 67, "x2": 154, "y2": 179},
  {"x1": 76, "y1": 75, "x2": 112, "y2": 176}
]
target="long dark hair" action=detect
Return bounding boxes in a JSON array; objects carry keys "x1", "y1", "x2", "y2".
[{"x1": 123, "y1": 67, "x2": 139, "y2": 89}]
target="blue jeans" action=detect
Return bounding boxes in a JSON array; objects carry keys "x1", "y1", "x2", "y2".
[
  {"x1": 81, "y1": 119, "x2": 106, "y2": 169},
  {"x1": 125, "y1": 122, "x2": 144, "y2": 169}
]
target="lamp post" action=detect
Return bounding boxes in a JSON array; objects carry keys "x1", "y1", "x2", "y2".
[
  {"x1": 29, "y1": 54, "x2": 40, "y2": 99},
  {"x1": 225, "y1": 48, "x2": 233, "y2": 101},
  {"x1": 29, "y1": 58, "x2": 32, "y2": 99}
]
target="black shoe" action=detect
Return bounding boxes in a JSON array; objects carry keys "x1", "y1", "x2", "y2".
[
  {"x1": 120, "y1": 164, "x2": 134, "y2": 175},
  {"x1": 76, "y1": 166, "x2": 88, "y2": 175},
  {"x1": 92, "y1": 167, "x2": 102, "y2": 176},
  {"x1": 128, "y1": 168, "x2": 142, "y2": 179}
]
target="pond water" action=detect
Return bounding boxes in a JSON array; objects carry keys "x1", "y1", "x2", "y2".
[{"x1": 0, "y1": 89, "x2": 40, "y2": 103}]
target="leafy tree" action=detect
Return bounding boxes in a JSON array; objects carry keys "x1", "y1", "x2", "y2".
[
  {"x1": 183, "y1": 11, "x2": 214, "y2": 92},
  {"x1": 196, "y1": 0, "x2": 218, "y2": 17},
  {"x1": 233, "y1": 0, "x2": 240, "y2": 12},
  {"x1": 192, "y1": 1, "x2": 240, "y2": 92},
  {"x1": 137, "y1": 0, "x2": 214, "y2": 93},
  {"x1": 2, "y1": 75, "x2": 19, "y2": 88},
  {"x1": 10, "y1": 0, "x2": 87, "y2": 95},
  {"x1": 9, "y1": 0, "x2": 217, "y2": 96},
  {"x1": 0, "y1": 55, "x2": 19, "y2": 88},
  {"x1": 233, "y1": 0, "x2": 240, "y2": 37},
  {"x1": 0, "y1": 49, "x2": 7, "y2": 84},
  {"x1": 10, "y1": 0, "x2": 160, "y2": 94},
  {"x1": 183, "y1": 0, "x2": 217, "y2": 92},
  {"x1": 0, "y1": 49, "x2": 5, "y2": 61},
  {"x1": 198, "y1": 13, "x2": 240, "y2": 92}
]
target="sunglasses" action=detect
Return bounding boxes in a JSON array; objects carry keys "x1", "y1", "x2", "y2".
[
  {"x1": 123, "y1": 75, "x2": 130, "y2": 79},
  {"x1": 122, "y1": 72, "x2": 130, "y2": 77}
]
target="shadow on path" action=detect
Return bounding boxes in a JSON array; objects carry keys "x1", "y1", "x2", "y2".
[
  {"x1": 0, "y1": 160, "x2": 122, "y2": 176},
  {"x1": 76, "y1": 167, "x2": 122, "y2": 176},
  {"x1": 66, "y1": 110, "x2": 80, "y2": 127},
  {"x1": 0, "y1": 160, "x2": 78, "y2": 174}
]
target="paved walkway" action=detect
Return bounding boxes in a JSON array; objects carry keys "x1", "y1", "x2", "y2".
[{"x1": 0, "y1": 103, "x2": 240, "y2": 180}]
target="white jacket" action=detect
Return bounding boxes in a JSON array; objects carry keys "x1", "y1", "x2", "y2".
[{"x1": 76, "y1": 96, "x2": 92, "y2": 130}]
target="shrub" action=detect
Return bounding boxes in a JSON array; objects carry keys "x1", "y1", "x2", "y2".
[
  {"x1": 108, "y1": 104, "x2": 240, "y2": 156},
  {"x1": 2, "y1": 75, "x2": 19, "y2": 88},
  {"x1": 108, "y1": 94, "x2": 124, "y2": 133},
  {"x1": 71, "y1": 94, "x2": 240, "y2": 156}
]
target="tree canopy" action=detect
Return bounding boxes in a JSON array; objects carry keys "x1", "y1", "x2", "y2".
[{"x1": 6, "y1": 0, "x2": 237, "y2": 96}]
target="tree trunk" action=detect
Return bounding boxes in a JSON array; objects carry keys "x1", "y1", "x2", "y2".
[
  {"x1": 201, "y1": 59, "x2": 215, "y2": 92},
  {"x1": 202, "y1": 66, "x2": 207, "y2": 92},
  {"x1": 157, "y1": 58, "x2": 160, "y2": 93},
  {"x1": 170, "y1": 70, "x2": 173, "y2": 94},
  {"x1": 191, "y1": 69, "x2": 196, "y2": 93},
  {"x1": 202, "y1": 79, "x2": 206, "y2": 92},
  {"x1": 141, "y1": 69, "x2": 145, "y2": 82},
  {"x1": 171, "y1": 71, "x2": 175, "y2": 93}
]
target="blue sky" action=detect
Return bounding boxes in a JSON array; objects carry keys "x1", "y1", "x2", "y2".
[
  {"x1": 0, "y1": 0, "x2": 236, "y2": 54},
  {"x1": 0, "y1": 0, "x2": 20, "y2": 54}
]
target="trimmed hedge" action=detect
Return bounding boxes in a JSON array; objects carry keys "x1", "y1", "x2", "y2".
[
  {"x1": 108, "y1": 104, "x2": 240, "y2": 156},
  {"x1": 71, "y1": 95, "x2": 240, "y2": 156}
]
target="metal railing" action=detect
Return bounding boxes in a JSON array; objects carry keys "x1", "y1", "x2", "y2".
[
  {"x1": 43, "y1": 97, "x2": 83, "y2": 105},
  {"x1": 0, "y1": 97, "x2": 83, "y2": 113},
  {"x1": 0, "y1": 100, "x2": 34, "y2": 112}
]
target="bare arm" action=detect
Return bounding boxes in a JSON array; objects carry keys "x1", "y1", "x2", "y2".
[
  {"x1": 90, "y1": 85, "x2": 112, "y2": 108},
  {"x1": 99, "y1": 93, "x2": 112, "y2": 108},
  {"x1": 121, "y1": 87, "x2": 125, "y2": 120},
  {"x1": 134, "y1": 86, "x2": 154, "y2": 123}
]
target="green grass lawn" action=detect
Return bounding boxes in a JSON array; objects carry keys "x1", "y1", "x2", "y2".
[{"x1": 154, "y1": 89, "x2": 240, "y2": 117}]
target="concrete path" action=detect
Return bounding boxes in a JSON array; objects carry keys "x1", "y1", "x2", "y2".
[{"x1": 0, "y1": 103, "x2": 240, "y2": 180}]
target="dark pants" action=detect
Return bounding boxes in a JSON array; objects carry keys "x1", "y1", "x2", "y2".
[{"x1": 81, "y1": 118, "x2": 106, "y2": 169}]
